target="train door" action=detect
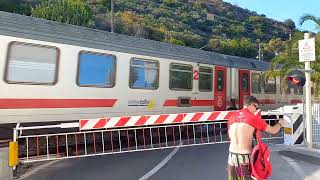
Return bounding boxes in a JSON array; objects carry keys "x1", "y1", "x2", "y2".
[
  {"x1": 239, "y1": 69, "x2": 250, "y2": 109},
  {"x1": 214, "y1": 66, "x2": 226, "y2": 111}
]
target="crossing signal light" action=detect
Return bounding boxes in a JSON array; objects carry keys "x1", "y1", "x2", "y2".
[{"x1": 287, "y1": 70, "x2": 306, "y2": 88}]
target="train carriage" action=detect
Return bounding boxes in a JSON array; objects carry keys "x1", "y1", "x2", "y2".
[{"x1": 0, "y1": 11, "x2": 302, "y2": 124}]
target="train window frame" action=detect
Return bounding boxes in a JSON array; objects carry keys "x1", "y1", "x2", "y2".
[
  {"x1": 129, "y1": 58, "x2": 159, "y2": 90},
  {"x1": 77, "y1": 51, "x2": 117, "y2": 88},
  {"x1": 241, "y1": 73, "x2": 249, "y2": 92},
  {"x1": 4, "y1": 41, "x2": 60, "y2": 85},
  {"x1": 169, "y1": 63, "x2": 193, "y2": 91},
  {"x1": 199, "y1": 66, "x2": 213, "y2": 92},
  {"x1": 263, "y1": 76, "x2": 277, "y2": 94},
  {"x1": 217, "y1": 70, "x2": 224, "y2": 92},
  {"x1": 251, "y1": 73, "x2": 262, "y2": 94}
]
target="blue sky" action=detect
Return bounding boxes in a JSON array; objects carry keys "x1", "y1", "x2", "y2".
[{"x1": 223, "y1": 0, "x2": 319, "y2": 32}]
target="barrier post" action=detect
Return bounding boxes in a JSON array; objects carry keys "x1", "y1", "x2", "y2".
[
  {"x1": 9, "y1": 123, "x2": 20, "y2": 171},
  {"x1": 283, "y1": 105, "x2": 304, "y2": 145}
]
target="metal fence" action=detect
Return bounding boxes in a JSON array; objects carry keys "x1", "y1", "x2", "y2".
[
  {"x1": 15, "y1": 118, "x2": 282, "y2": 164},
  {"x1": 312, "y1": 99, "x2": 320, "y2": 146}
]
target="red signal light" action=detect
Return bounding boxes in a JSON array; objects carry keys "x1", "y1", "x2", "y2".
[
  {"x1": 287, "y1": 77, "x2": 301, "y2": 85},
  {"x1": 287, "y1": 75, "x2": 306, "y2": 87}
]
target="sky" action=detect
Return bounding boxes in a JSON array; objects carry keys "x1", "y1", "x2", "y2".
[{"x1": 223, "y1": 0, "x2": 319, "y2": 32}]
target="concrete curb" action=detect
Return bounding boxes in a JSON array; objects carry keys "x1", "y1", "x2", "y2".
[{"x1": 269, "y1": 144, "x2": 320, "y2": 159}]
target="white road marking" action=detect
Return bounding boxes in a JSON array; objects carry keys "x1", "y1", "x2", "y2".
[{"x1": 139, "y1": 145, "x2": 181, "y2": 180}]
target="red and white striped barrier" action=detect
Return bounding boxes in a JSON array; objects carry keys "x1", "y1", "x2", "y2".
[
  {"x1": 79, "y1": 109, "x2": 281, "y2": 130},
  {"x1": 79, "y1": 111, "x2": 235, "y2": 130}
]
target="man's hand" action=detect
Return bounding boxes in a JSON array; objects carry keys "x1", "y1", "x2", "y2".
[{"x1": 278, "y1": 119, "x2": 286, "y2": 128}]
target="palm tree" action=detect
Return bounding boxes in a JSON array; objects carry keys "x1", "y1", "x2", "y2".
[
  {"x1": 299, "y1": 14, "x2": 320, "y2": 31},
  {"x1": 265, "y1": 32, "x2": 304, "y2": 94}
]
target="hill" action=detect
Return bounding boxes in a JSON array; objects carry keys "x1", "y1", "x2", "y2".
[{"x1": 0, "y1": 0, "x2": 296, "y2": 60}]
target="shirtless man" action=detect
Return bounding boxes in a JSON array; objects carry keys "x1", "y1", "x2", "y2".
[{"x1": 227, "y1": 96, "x2": 285, "y2": 180}]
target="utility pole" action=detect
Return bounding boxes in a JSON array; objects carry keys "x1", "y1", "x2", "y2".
[
  {"x1": 258, "y1": 43, "x2": 261, "y2": 61},
  {"x1": 111, "y1": 0, "x2": 114, "y2": 33}
]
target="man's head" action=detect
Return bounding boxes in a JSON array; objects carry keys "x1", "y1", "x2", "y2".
[{"x1": 243, "y1": 96, "x2": 259, "y2": 114}]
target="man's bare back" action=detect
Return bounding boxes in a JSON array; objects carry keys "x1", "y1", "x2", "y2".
[{"x1": 228, "y1": 122, "x2": 255, "y2": 154}]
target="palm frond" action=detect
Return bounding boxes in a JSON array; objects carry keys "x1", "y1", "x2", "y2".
[{"x1": 299, "y1": 13, "x2": 318, "y2": 26}]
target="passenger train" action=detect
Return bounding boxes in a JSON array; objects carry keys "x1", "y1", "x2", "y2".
[{"x1": 0, "y1": 11, "x2": 302, "y2": 124}]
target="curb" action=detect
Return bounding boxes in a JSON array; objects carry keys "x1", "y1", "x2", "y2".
[{"x1": 270, "y1": 144, "x2": 320, "y2": 159}]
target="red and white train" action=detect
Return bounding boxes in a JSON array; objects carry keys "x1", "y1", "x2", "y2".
[{"x1": 0, "y1": 11, "x2": 302, "y2": 124}]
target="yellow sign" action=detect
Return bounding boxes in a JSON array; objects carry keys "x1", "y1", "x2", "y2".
[
  {"x1": 284, "y1": 127, "x2": 292, "y2": 135},
  {"x1": 9, "y1": 141, "x2": 18, "y2": 167}
]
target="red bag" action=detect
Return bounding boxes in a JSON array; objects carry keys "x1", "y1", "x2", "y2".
[{"x1": 250, "y1": 130, "x2": 272, "y2": 180}]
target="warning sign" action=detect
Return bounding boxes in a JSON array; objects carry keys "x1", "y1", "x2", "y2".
[{"x1": 299, "y1": 38, "x2": 316, "y2": 62}]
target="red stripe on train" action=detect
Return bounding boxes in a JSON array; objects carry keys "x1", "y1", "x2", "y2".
[
  {"x1": 0, "y1": 99, "x2": 117, "y2": 109},
  {"x1": 163, "y1": 100, "x2": 214, "y2": 106},
  {"x1": 290, "y1": 99, "x2": 303, "y2": 104},
  {"x1": 163, "y1": 99, "x2": 278, "y2": 106}
]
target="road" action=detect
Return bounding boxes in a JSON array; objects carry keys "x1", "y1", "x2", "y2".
[{"x1": 19, "y1": 143, "x2": 314, "y2": 180}]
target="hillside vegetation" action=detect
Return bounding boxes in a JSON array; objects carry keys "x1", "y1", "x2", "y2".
[{"x1": 0, "y1": 0, "x2": 297, "y2": 60}]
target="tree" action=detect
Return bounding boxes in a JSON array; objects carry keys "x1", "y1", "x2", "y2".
[
  {"x1": 228, "y1": 24, "x2": 245, "y2": 37},
  {"x1": 299, "y1": 14, "x2": 320, "y2": 31},
  {"x1": 284, "y1": 19, "x2": 296, "y2": 30},
  {"x1": 263, "y1": 38, "x2": 285, "y2": 61},
  {"x1": 165, "y1": 37, "x2": 186, "y2": 46},
  {"x1": 0, "y1": 0, "x2": 31, "y2": 15},
  {"x1": 265, "y1": 32, "x2": 303, "y2": 94},
  {"x1": 31, "y1": 0, "x2": 94, "y2": 27},
  {"x1": 207, "y1": 37, "x2": 257, "y2": 58},
  {"x1": 266, "y1": 32, "x2": 320, "y2": 96}
]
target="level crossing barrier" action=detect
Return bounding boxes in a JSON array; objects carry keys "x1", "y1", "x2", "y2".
[{"x1": 10, "y1": 110, "x2": 283, "y2": 168}]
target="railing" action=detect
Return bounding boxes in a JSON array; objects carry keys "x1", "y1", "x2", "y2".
[{"x1": 312, "y1": 99, "x2": 320, "y2": 146}]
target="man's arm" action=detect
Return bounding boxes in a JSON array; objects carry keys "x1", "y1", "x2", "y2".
[{"x1": 265, "y1": 119, "x2": 285, "y2": 134}]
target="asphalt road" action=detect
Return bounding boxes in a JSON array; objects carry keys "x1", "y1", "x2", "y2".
[{"x1": 19, "y1": 143, "x2": 307, "y2": 180}]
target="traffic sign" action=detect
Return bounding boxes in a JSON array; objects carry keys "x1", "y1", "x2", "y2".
[{"x1": 299, "y1": 38, "x2": 316, "y2": 62}]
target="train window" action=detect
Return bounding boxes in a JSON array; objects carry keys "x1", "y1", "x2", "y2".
[
  {"x1": 217, "y1": 70, "x2": 224, "y2": 91},
  {"x1": 299, "y1": 88, "x2": 303, "y2": 95},
  {"x1": 264, "y1": 76, "x2": 276, "y2": 94},
  {"x1": 5, "y1": 42, "x2": 59, "y2": 85},
  {"x1": 294, "y1": 88, "x2": 303, "y2": 95},
  {"x1": 199, "y1": 66, "x2": 212, "y2": 91},
  {"x1": 78, "y1": 51, "x2": 116, "y2": 87},
  {"x1": 129, "y1": 58, "x2": 159, "y2": 89},
  {"x1": 251, "y1": 73, "x2": 261, "y2": 94},
  {"x1": 242, "y1": 73, "x2": 249, "y2": 92},
  {"x1": 170, "y1": 63, "x2": 193, "y2": 91}
]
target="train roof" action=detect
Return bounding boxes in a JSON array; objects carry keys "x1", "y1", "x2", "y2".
[{"x1": 0, "y1": 11, "x2": 269, "y2": 71}]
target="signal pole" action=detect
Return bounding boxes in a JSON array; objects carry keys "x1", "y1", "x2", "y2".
[
  {"x1": 304, "y1": 33, "x2": 313, "y2": 148},
  {"x1": 299, "y1": 32, "x2": 315, "y2": 148}
]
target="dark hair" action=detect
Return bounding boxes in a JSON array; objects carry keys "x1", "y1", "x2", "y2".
[{"x1": 244, "y1": 96, "x2": 259, "y2": 106}]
